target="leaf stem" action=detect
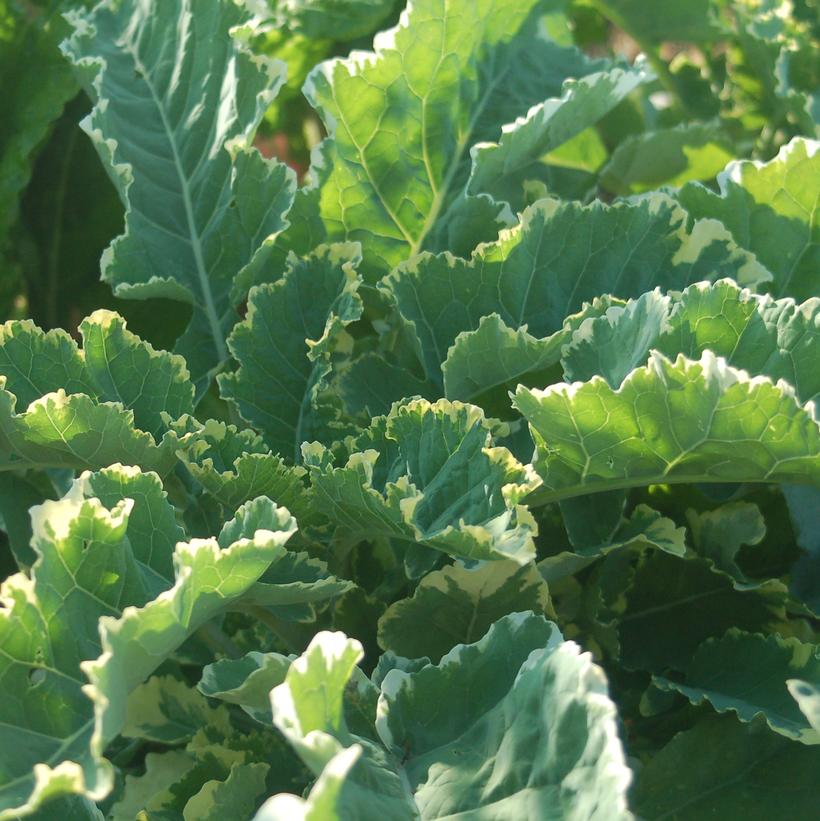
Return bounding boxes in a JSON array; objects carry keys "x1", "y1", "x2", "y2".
[{"x1": 196, "y1": 620, "x2": 243, "y2": 659}]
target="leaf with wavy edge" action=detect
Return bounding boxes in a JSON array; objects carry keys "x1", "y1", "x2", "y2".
[
  {"x1": 0, "y1": 473, "x2": 296, "y2": 819},
  {"x1": 538, "y1": 504, "x2": 687, "y2": 582},
  {"x1": 383, "y1": 194, "x2": 768, "y2": 394},
  {"x1": 219, "y1": 244, "x2": 363, "y2": 462},
  {"x1": 62, "y1": 0, "x2": 296, "y2": 385},
  {"x1": 562, "y1": 280, "x2": 820, "y2": 403},
  {"x1": 515, "y1": 351, "x2": 820, "y2": 506},
  {"x1": 676, "y1": 137, "x2": 819, "y2": 300},
  {"x1": 300, "y1": 0, "x2": 633, "y2": 276},
  {"x1": 600, "y1": 122, "x2": 736, "y2": 195},
  {"x1": 268, "y1": 612, "x2": 631, "y2": 819},
  {"x1": 253, "y1": 745, "x2": 361, "y2": 821},
  {"x1": 468, "y1": 61, "x2": 651, "y2": 209},
  {"x1": 0, "y1": 311, "x2": 192, "y2": 476},
  {"x1": 199, "y1": 652, "x2": 292, "y2": 725},
  {"x1": 303, "y1": 398, "x2": 539, "y2": 564},
  {"x1": 377, "y1": 559, "x2": 552, "y2": 662},
  {"x1": 653, "y1": 630, "x2": 820, "y2": 743},
  {"x1": 173, "y1": 417, "x2": 310, "y2": 517}
]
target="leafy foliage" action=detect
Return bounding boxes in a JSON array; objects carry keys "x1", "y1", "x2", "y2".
[{"x1": 0, "y1": 0, "x2": 818, "y2": 819}]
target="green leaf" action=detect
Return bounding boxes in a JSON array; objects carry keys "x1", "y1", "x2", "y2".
[
  {"x1": 304, "y1": 399, "x2": 539, "y2": 564},
  {"x1": 302, "y1": 0, "x2": 634, "y2": 276},
  {"x1": 468, "y1": 61, "x2": 651, "y2": 209},
  {"x1": 384, "y1": 195, "x2": 768, "y2": 394},
  {"x1": 653, "y1": 630, "x2": 820, "y2": 743},
  {"x1": 270, "y1": 613, "x2": 632, "y2": 819},
  {"x1": 123, "y1": 675, "x2": 223, "y2": 745},
  {"x1": 110, "y1": 750, "x2": 198, "y2": 821},
  {"x1": 514, "y1": 351, "x2": 820, "y2": 506},
  {"x1": 0, "y1": 471, "x2": 295, "y2": 818},
  {"x1": 676, "y1": 137, "x2": 819, "y2": 300},
  {"x1": 0, "y1": 4, "x2": 78, "y2": 266},
  {"x1": 382, "y1": 615, "x2": 631, "y2": 819},
  {"x1": 0, "y1": 313, "x2": 193, "y2": 476},
  {"x1": 631, "y1": 716, "x2": 820, "y2": 820},
  {"x1": 377, "y1": 560, "x2": 552, "y2": 661},
  {"x1": 539, "y1": 504, "x2": 687, "y2": 582},
  {"x1": 79, "y1": 310, "x2": 194, "y2": 438},
  {"x1": 562, "y1": 280, "x2": 820, "y2": 403},
  {"x1": 174, "y1": 418, "x2": 310, "y2": 517},
  {"x1": 686, "y1": 501, "x2": 766, "y2": 580},
  {"x1": 219, "y1": 244, "x2": 363, "y2": 462},
  {"x1": 253, "y1": 746, "x2": 362, "y2": 821},
  {"x1": 0, "y1": 471, "x2": 58, "y2": 567},
  {"x1": 601, "y1": 551, "x2": 784, "y2": 672},
  {"x1": 80, "y1": 464, "x2": 184, "y2": 592},
  {"x1": 62, "y1": 0, "x2": 296, "y2": 384},
  {"x1": 182, "y1": 762, "x2": 269, "y2": 821},
  {"x1": 199, "y1": 652, "x2": 292, "y2": 725},
  {"x1": 593, "y1": 0, "x2": 724, "y2": 44},
  {"x1": 337, "y1": 353, "x2": 438, "y2": 419},
  {"x1": 273, "y1": 0, "x2": 398, "y2": 41},
  {"x1": 600, "y1": 122, "x2": 736, "y2": 194}
]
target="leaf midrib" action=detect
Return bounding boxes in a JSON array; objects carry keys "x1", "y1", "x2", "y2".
[{"x1": 123, "y1": 44, "x2": 228, "y2": 364}]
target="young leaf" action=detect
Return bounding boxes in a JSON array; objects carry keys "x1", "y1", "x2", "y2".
[
  {"x1": 469, "y1": 61, "x2": 651, "y2": 209},
  {"x1": 563, "y1": 280, "x2": 820, "y2": 403},
  {"x1": 0, "y1": 472, "x2": 295, "y2": 818},
  {"x1": 253, "y1": 745, "x2": 362, "y2": 821},
  {"x1": 304, "y1": 399, "x2": 539, "y2": 564},
  {"x1": 0, "y1": 313, "x2": 193, "y2": 475},
  {"x1": 62, "y1": 0, "x2": 296, "y2": 384},
  {"x1": 174, "y1": 418, "x2": 311, "y2": 516},
  {"x1": 268, "y1": 613, "x2": 632, "y2": 819},
  {"x1": 602, "y1": 551, "x2": 784, "y2": 672},
  {"x1": 199, "y1": 652, "x2": 292, "y2": 725},
  {"x1": 600, "y1": 122, "x2": 735, "y2": 194}
]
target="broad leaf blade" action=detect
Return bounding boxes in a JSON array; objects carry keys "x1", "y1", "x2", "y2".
[
  {"x1": 676, "y1": 137, "x2": 819, "y2": 300},
  {"x1": 219, "y1": 244, "x2": 363, "y2": 461},
  {"x1": 62, "y1": 0, "x2": 296, "y2": 384},
  {"x1": 515, "y1": 351, "x2": 820, "y2": 505},
  {"x1": 653, "y1": 630, "x2": 820, "y2": 743}
]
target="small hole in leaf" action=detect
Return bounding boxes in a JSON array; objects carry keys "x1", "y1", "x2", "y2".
[{"x1": 229, "y1": 199, "x2": 237, "y2": 209}]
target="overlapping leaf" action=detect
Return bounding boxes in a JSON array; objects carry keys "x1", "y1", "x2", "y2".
[
  {"x1": 562, "y1": 279, "x2": 820, "y2": 402},
  {"x1": 676, "y1": 137, "x2": 819, "y2": 300},
  {"x1": 219, "y1": 244, "x2": 363, "y2": 461},
  {"x1": 301, "y1": 0, "x2": 646, "y2": 275},
  {"x1": 304, "y1": 398, "x2": 539, "y2": 563},
  {"x1": 653, "y1": 630, "x2": 820, "y2": 743},
  {"x1": 515, "y1": 351, "x2": 820, "y2": 505},
  {"x1": 384, "y1": 195, "x2": 768, "y2": 398},
  {"x1": 62, "y1": 0, "x2": 296, "y2": 384},
  {"x1": 268, "y1": 613, "x2": 632, "y2": 819},
  {"x1": 0, "y1": 311, "x2": 193, "y2": 476}
]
